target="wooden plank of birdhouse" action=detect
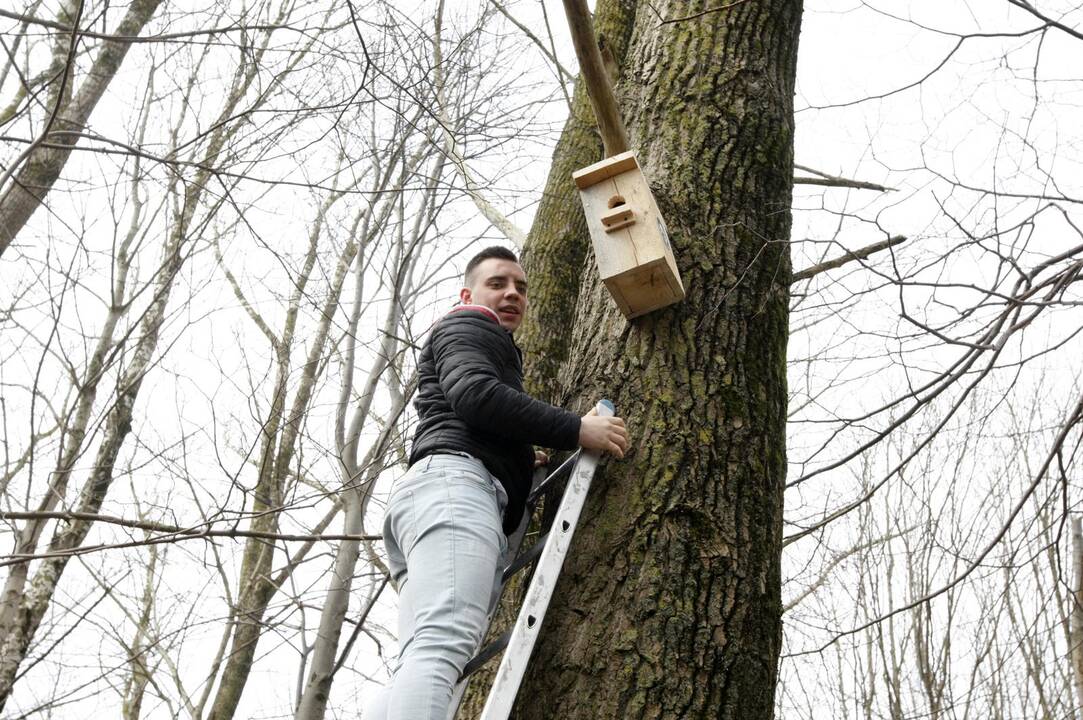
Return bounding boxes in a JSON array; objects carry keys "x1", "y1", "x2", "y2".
[
  {"x1": 604, "y1": 260, "x2": 665, "y2": 318},
  {"x1": 572, "y1": 151, "x2": 638, "y2": 190},
  {"x1": 581, "y1": 174, "x2": 640, "y2": 280},
  {"x1": 617, "y1": 168, "x2": 682, "y2": 282},
  {"x1": 607, "y1": 173, "x2": 685, "y2": 317},
  {"x1": 601, "y1": 205, "x2": 633, "y2": 230},
  {"x1": 612, "y1": 258, "x2": 685, "y2": 317}
]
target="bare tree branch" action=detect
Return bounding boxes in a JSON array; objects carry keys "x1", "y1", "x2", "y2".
[{"x1": 791, "y1": 235, "x2": 907, "y2": 282}]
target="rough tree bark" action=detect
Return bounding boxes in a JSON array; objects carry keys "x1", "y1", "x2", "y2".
[
  {"x1": 469, "y1": 0, "x2": 801, "y2": 716},
  {"x1": 515, "y1": 0, "x2": 638, "y2": 404}
]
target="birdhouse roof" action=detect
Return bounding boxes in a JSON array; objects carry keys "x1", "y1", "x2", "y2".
[{"x1": 572, "y1": 151, "x2": 641, "y2": 190}]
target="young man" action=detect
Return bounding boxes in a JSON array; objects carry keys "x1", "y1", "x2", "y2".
[{"x1": 365, "y1": 246, "x2": 629, "y2": 720}]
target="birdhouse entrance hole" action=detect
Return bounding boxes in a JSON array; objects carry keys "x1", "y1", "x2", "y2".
[{"x1": 601, "y1": 193, "x2": 635, "y2": 232}]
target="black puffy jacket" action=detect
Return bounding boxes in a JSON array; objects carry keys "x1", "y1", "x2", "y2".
[{"x1": 409, "y1": 305, "x2": 581, "y2": 533}]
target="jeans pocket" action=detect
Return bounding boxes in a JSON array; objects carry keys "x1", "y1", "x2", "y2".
[{"x1": 446, "y1": 469, "x2": 499, "y2": 502}]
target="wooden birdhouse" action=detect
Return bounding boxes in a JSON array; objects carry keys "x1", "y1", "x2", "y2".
[{"x1": 573, "y1": 151, "x2": 684, "y2": 319}]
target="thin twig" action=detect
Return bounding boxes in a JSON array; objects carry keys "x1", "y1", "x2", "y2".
[
  {"x1": 794, "y1": 164, "x2": 895, "y2": 192},
  {"x1": 330, "y1": 576, "x2": 391, "y2": 677},
  {"x1": 791, "y1": 235, "x2": 907, "y2": 282},
  {"x1": 647, "y1": 0, "x2": 750, "y2": 25},
  {"x1": 0, "y1": 8, "x2": 324, "y2": 43},
  {"x1": 490, "y1": 0, "x2": 574, "y2": 82},
  {"x1": 0, "y1": 511, "x2": 382, "y2": 543}
]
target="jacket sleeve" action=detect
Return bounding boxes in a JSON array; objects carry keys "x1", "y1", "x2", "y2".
[{"x1": 431, "y1": 314, "x2": 581, "y2": 450}]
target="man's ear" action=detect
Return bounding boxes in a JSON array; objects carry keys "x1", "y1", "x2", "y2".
[{"x1": 459, "y1": 287, "x2": 472, "y2": 305}]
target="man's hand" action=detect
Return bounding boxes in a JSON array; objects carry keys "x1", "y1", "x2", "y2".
[
  {"x1": 579, "y1": 409, "x2": 630, "y2": 458},
  {"x1": 534, "y1": 449, "x2": 549, "y2": 468}
]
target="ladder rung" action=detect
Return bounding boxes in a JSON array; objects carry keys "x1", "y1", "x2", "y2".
[
  {"x1": 460, "y1": 629, "x2": 512, "y2": 680},
  {"x1": 500, "y1": 532, "x2": 548, "y2": 583},
  {"x1": 527, "y1": 450, "x2": 580, "y2": 504}
]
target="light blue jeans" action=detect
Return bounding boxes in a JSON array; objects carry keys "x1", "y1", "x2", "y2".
[{"x1": 365, "y1": 453, "x2": 508, "y2": 720}]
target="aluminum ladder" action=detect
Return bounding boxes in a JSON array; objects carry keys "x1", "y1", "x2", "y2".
[{"x1": 447, "y1": 399, "x2": 614, "y2": 720}]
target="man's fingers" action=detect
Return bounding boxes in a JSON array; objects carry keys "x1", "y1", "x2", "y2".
[
  {"x1": 609, "y1": 417, "x2": 629, "y2": 455},
  {"x1": 608, "y1": 422, "x2": 629, "y2": 455},
  {"x1": 579, "y1": 412, "x2": 631, "y2": 457}
]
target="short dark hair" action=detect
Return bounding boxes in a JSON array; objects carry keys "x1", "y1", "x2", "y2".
[{"x1": 464, "y1": 246, "x2": 519, "y2": 286}]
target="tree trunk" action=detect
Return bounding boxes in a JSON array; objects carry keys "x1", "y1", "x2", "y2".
[
  {"x1": 121, "y1": 543, "x2": 160, "y2": 720},
  {"x1": 294, "y1": 235, "x2": 415, "y2": 720},
  {"x1": 0, "y1": 9, "x2": 276, "y2": 700},
  {"x1": 0, "y1": 188, "x2": 192, "y2": 708},
  {"x1": 495, "y1": 0, "x2": 801, "y2": 717},
  {"x1": 206, "y1": 234, "x2": 359, "y2": 720},
  {"x1": 0, "y1": 0, "x2": 163, "y2": 258},
  {"x1": 206, "y1": 128, "x2": 430, "y2": 719},
  {"x1": 0, "y1": 124, "x2": 147, "y2": 690},
  {"x1": 457, "y1": 3, "x2": 639, "y2": 713},
  {"x1": 1070, "y1": 517, "x2": 1083, "y2": 718}
]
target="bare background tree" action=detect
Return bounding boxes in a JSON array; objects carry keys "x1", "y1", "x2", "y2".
[
  {"x1": 778, "y1": 2, "x2": 1083, "y2": 717},
  {"x1": 1, "y1": 0, "x2": 552, "y2": 716}
]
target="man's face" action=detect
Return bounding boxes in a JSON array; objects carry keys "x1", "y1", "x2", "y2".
[{"x1": 460, "y1": 258, "x2": 528, "y2": 332}]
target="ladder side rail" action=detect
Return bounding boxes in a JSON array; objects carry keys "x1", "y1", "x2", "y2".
[
  {"x1": 447, "y1": 448, "x2": 581, "y2": 719},
  {"x1": 476, "y1": 402, "x2": 613, "y2": 720}
]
